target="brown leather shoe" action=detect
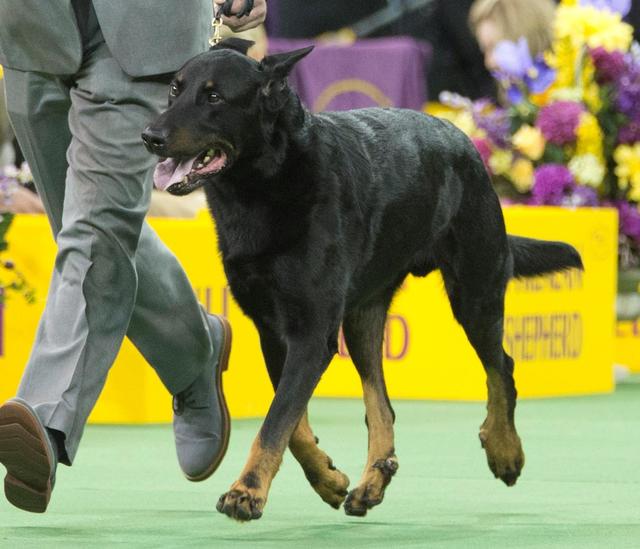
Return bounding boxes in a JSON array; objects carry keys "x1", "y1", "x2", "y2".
[{"x1": 0, "y1": 398, "x2": 57, "y2": 513}]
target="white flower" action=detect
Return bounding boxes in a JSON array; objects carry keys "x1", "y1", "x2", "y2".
[{"x1": 568, "y1": 153, "x2": 606, "y2": 187}]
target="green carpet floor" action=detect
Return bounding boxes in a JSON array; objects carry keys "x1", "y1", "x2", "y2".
[{"x1": 1, "y1": 379, "x2": 640, "y2": 549}]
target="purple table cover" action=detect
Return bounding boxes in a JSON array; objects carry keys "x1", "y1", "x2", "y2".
[{"x1": 268, "y1": 37, "x2": 432, "y2": 112}]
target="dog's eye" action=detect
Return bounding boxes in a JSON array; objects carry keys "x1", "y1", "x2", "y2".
[
  {"x1": 169, "y1": 84, "x2": 180, "y2": 97},
  {"x1": 208, "y1": 91, "x2": 222, "y2": 104}
]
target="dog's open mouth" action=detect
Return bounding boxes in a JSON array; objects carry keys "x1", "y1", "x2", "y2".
[{"x1": 153, "y1": 148, "x2": 228, "y2": 195}]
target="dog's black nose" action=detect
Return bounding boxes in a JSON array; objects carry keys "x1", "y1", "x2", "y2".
[{"x1": 141, "y1": 126, "x2": 169, "y2": 154}]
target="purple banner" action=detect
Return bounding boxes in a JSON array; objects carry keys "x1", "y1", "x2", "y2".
[{"x1": 268, "y1": 37, "x2": 432, "y2": 112}]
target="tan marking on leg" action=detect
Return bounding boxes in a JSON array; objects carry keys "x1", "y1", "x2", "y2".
[
  {"x1": 479, "y1": 369, "x2": 525, "y2": 486},
  {"x1": 344, "y1": 380, "x2": 397, "y2": 516},
  {"x1": 289, "y1": 411, "x2": 350, "y2": 508},
  {"x1": 216, "y1": 436, "x2": 282, "y2": 521}
]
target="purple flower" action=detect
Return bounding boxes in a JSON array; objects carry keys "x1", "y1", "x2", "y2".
[
  {"x1": 506, "y1": 85, "x2": 525, "y2": 104},
  {"x1": 590, "y1": 47, "x2": 627, "y2": 84},
  {"x1": 529, "y1": 164, "x2": 576, "y2": 205},
  {"x1": 580, "y1": 0, "x2": 631, "y2": 16},
  {"x1": 617, "y1": 81, "x2": 640, "y2": 118},
  {"x1": 607, "y1": 200, "x2": 640, "y2": 242},
  {"x1": 472, "y1": 104, "x2": 511, "y2": 148},
  {"x1": 618, "y1": 115, "x2": 640, "y2": 144},
  {"x1": 536, "y1": 101, "x2": 585, "y2": 145},
  {"x1": 616, "y1": 58, "x2": 640, "y2": 118},
  {"x1": 492, "y1": 38, "x2": 556, "y2": 99},
  {"x1": 564, "y1": 185, "x2": 600, "y2": 207},
  {"x1": 493, "y1": 38, "x2": 531, "y2": 78}
]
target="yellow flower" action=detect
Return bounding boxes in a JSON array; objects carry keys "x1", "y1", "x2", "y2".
[
  {"x1": 513, "y1": 125, "x2": 546, "y2": 160},
  {"x1": 529, "y1": 88, "x2": 553, "y2": 107},
  {"x1": 569, "y1": 154, "x2": 605, "y2": 187},
  {"x1": 576, "y1": 112, "x2": 604, "y2": 162},
  {"x1": 510, "y1": 158, "x2": 534, "y2": 192},
  {"x1": 615, "y1": 144, "x2": 640, "y2": 201},
  {"x1": 437, "y1": 111, "x2": 481, "y2": 138},
  {"x1": 554, "y1": 4, "x2": 633, "y2": 53},
  {"x1": 581, "y1": 60, "x2": 602, "y2": 112},
  {"x1": 489, "y1": 149, "x2": 513, "y2": 176},
  {"x1": 549, "y1": 38, "x2": 578, "y2": 88}
]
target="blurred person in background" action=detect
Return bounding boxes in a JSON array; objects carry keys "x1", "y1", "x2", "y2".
[
  {"x1": 424, "y1": 0, "x2": 496, "y2": 100},
  {"x1": 469, "y1": 0, "x2": 556, "y2": 73}
]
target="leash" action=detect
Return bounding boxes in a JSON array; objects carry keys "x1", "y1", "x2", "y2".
[{"x1": 209, "y1": 2, "x2": 224, "y2": 46}]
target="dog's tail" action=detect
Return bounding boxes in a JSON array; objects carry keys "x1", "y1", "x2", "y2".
[{"x1": 508, "y1": 235, "x2": 583, "y2": 279}]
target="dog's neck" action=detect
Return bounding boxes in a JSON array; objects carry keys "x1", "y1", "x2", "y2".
[{"x1": 256, "y1": 89, "x2": 310, "y2": 177}]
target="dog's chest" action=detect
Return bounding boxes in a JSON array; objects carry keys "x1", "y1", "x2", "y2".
[{"x1": 222, "y1": 256, "x2": 308, "y2": 333}]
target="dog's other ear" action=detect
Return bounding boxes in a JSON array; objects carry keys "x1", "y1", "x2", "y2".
[
  {"x1": 260, "y1": 46, "x2": 314, "y2": 79},
  {"x1": 260, "y1": 46, "x2": 313, "y2": 111},
  {"x1": 210, "y1": 37, "x2": 256, "y2": 55}
]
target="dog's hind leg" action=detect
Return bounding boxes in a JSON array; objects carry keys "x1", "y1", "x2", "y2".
[
  {"x1": 342, "y1": 297, "x2": 398, "y2": 517},
  {"x1": 259, "y1": 327, "x2": 350, "y2": 509},
  {"x1": 289, "y1": 411, "x2": 350, "y2": 509},
  {"x1": 439, "y1": 243, "x2": 525, "y2": 486}
]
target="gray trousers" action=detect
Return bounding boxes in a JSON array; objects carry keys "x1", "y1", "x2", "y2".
[{"x1": 3, "y1": 24, "x2": 214, "y2": 464}]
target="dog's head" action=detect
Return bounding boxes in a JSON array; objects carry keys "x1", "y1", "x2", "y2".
[{"x1": 142, "y1": 38, "x2": 313, "y2": 195}]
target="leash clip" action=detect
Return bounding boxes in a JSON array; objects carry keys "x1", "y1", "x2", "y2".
[{"x1": 209, "y1": 3, "x2": 224, "y2": 46}]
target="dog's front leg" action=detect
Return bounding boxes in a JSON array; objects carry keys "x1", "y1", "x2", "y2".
[
  {"x1": 217, "y1": 335, "x2": 333, "y2": 521},
  {"x1": 258, "y1": 326, "x2": 350, "y2": 510}
]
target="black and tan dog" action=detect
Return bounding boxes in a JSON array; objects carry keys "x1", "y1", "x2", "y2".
[{"x1": 142, "y1": 39, "x2": 582, "y2": 521}]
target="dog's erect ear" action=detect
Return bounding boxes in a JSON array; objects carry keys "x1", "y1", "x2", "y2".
[
  {"x1": 259, "y1": 46, "x2": 313, "y2": 111},
  {"x1": 260, "y1": 46, "x2": 314, "y2": 79},
  {"x1": 209, "y1": 37, "x2": 256, "y2": 55}
]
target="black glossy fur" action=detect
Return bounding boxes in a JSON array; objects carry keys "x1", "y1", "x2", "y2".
[{"x1": 143, "y1": 39, "x2": 583, "y2": 519}]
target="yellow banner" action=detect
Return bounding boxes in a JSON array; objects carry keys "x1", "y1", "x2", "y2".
[{"x1": 0, "y1": 206, "x2": 617, "y2": 423}]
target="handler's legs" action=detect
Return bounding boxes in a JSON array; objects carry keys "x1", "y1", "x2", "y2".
[{"x1": 0, "y1": 26, "x2": 228, "y2": 512}]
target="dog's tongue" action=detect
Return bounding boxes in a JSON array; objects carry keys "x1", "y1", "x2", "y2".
[{"x1": 153, "y1": 157, "x2": 197, "y2": 191}]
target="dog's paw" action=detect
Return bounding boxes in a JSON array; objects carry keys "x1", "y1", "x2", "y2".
[
  {"x1": 479, "y1": 427, "x2": 525, "y2": 486},
  {"x1": 216, "y1": 488, "x2": 265, "y2": 521},
  {"x1": 344, "y1": 456, "x2": 398, "y2": 517},
  {"x1": 306, "y1": 463, "x2": 350, "y2": 509}
]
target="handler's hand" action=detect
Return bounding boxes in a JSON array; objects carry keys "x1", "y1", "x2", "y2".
[{"x1": 214, "y1": 0, "x2": 267, "y2": 32}]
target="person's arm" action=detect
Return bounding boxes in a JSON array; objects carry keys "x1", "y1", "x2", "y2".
[{"x1": 214, "y1": 0, "x2": 267, "y2": 32}]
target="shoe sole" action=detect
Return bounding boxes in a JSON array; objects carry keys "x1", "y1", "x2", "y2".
[
  {"x1": 185, "y1": 315, "x2": 232, "y2": 482},
  {"x1": 0, "y1": 400, "x2": 54, "y2": 513}
]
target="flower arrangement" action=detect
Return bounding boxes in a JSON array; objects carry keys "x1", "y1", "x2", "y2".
[
  {"x1": 439, "y1": 0, "x2": 640, "y2": 268},
  {"x1": 0, "y1": 163, "x2": 35, "y2": 303}
]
